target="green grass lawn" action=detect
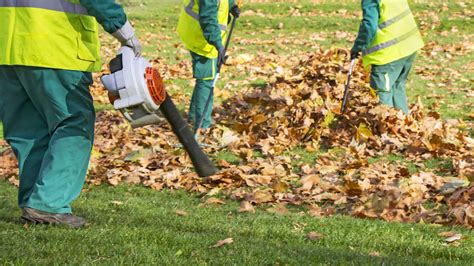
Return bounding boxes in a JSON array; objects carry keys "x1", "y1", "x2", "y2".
[
  {"x1": 1, "y1": 181, "x2": 473, "y2": 265},
  {"x1": 1, "y1": 0, "x2": 473, "y2": 264}
]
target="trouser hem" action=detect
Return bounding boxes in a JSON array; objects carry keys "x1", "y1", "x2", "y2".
[{"x1": 23, "y1": 203, "x2": 71, "y2": 214}]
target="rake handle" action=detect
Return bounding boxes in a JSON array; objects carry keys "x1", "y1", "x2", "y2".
[{"x1": 341, "y1": 59, "x2": 356, "y2": 114}]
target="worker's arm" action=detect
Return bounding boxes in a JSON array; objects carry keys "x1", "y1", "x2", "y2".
[
  {"x1": 79, "y1": 0, "x2": 141, "y2": 56},
  {"x1": 352, "y1": 0, "x2": 380, "y2": 54},
  {"x1": 79, "y1": 0, "x2": 127, "y2": 33},
  {"x1": 198, "y1": 0, "x2": 223, "y2": 50}
]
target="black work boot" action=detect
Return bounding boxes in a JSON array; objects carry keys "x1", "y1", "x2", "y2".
[{"x1": 21, "y1": 207, "x2": 86, "y2": 228}]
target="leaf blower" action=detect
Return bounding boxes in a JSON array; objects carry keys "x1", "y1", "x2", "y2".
[{"x1": 101, "y1": 47, "x2": 218, "y2": 177}]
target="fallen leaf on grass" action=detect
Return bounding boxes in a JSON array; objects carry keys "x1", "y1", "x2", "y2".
[
  {"x1": 301, "y1": 175, "x2": 320, "y2": 191},
  {"x1": 369, "y1": 251, "x2": 380, "y2": 257},
  {"x1": 107, "y1": 178, "x2": 120, "y2": 187},
  {"x1": 345, "y1": 180, "x2": 363, "y2": 196},
  {"x1": 210, "y1": 238, "x2": 233, "y2": 248},
  {"x1": 272, "y1": 181, "x2": 289, "y2": 193},
  {"x1": 248, "y1": 190, "x2": 274, "y2": 204},
  {"x1": 205, "y1": 197, "x2": 225, "y2": 205},
  {"x1": 175, "y1": 209, "x2": 188, "y2": 216},
  {"x1": 438, "y1": 231, "x2": 458, "y2": 238},
  {"x1": 8, "y1": 176, "x2": 19, "y2": 187},
  {"x1": 445, "y1": 234, "x2": 462, "y2": 243},
  {"x1": 439, "y1": 231, "x2": 463, "y2": 243},
  {"x1": 356, "y1": 122, "x2": 374, "y2": 142},
  {"x1": 307, "y1": 231, "x2": 323, "y2": 241},
  {"x1": 266, "y1": 204, "x2": 288, "y2": 215},
  {"x1": 110, "y1": 200, "x2": 124, "y2": 206},
  {"x1": 219, "y1": 126, "x2": 240, "y2": 146},
  {"x1": 308, "y1": 204, "x2": 322, "y2": 217},
  {"x1": 238, "y1": 201, "x2": 255, "y2": 213}
]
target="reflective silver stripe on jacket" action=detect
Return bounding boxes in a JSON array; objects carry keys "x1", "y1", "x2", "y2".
[
  {"x1": 185, "y1": 0, "x2": 200, "y2": 20},
  {"x1": 184, "y1": 0, "x2": 227, "y2": 31},
  {"x1": 379, "y1": 9, "x2": 412, "y2": 29},
  {"x1": 363, "y1": 27, "x2": 419, "y2": 56},
  {"x1": 0, "y1": 0, "x2": 87, "y2": 15}
]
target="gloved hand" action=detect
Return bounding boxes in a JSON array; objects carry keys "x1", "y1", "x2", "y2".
[
  {"x1": 111, "y1": 21, "x2": 142, "y2": 57},
  {"x1": 350, "y1": 48, "x2": 360, "y2": 60},
  {"x1": 217, "y1": 45, "x2": 226, "y2": 66},
  {"x1": 230, "y1": 5, "x2": 241, "y2": 19}
]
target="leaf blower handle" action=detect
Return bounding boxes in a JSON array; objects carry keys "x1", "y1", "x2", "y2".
[{"x1": 341, "y1": 59, "x2": 357, "y2": 114}]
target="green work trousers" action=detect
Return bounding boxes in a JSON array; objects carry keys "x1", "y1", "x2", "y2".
[
  {"x1": 0, "y1": 66, "x2": 95, "y2": 214},
  {"x1": 370, "y1": 53, "x2": 417, "y2": 114},
  {"x1": 188, "y1": 51, "x2": 217, "y2": 131}
]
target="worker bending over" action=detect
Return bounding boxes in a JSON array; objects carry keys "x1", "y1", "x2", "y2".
[
  {"x1": 178, "y1": 0, "x2": 240, "y2": 131},
  {"x1": 0, "y1": 0, "x2": 141, "y2": 228},
  {"x1": 351, "y1": 0, "x2": 424, "y2": 114}
]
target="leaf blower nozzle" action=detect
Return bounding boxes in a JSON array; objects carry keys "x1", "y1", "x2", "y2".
[{"x1": 101, "y1": 47, "x2": 218, "y2": 177}]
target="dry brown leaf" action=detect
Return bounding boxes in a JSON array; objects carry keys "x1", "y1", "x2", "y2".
[
  {"x1": 272, "y1": 181, "x2": 289, "y2": 193},
  {"x1": 110, "y1": 201, "x2": 124, "y2": 206},
  {"x1": 266, "y1": 204, "x2": 288, "y2": 215},
  {"x1": 205, "y1": 197, "x2": 226, "y2": 205},
  {"x1": 249, "y1": 190, "x2": 274, "y2": 204},
  {"x1": 438, "y1": 231, "x2": 457, "y2": 238},
  {"x1": 210, "y1": 238, "x2": 234, "y2": 248},
  {"x1": 175, "y1": 209, "x2": 188, "y2": 216},
  {"x1": 308, "y1": 204, "x2": 322, "y2": 217},
  {"x1": 444, "y1": 234, "x2": 462, "y2": 243},
  {"x1": 238, "y1": 201, "x2": 256, "y2": 213},
  {"x1": 369, "y1": 251, "x2": 380, "y2": 257},
  {"x1": 8, "y1": 176, "x2": 19, "y2": 187},
  {"x1": 345, "y1": 180, "x2": 363, "y2": 196},
  {"x1": 307, "y1": 231, "x2": 323, "y2": 241},
  {"x1": 301, "y1": 175, "x2": 320, "y2": 191}
]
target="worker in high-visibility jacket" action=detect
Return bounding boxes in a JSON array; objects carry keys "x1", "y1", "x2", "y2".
[
  {"x1": 351, "y1": 0, "x2": 424, "y2": 114},
  {"x1": 0, "y1": 0, "x2": 141, "y2": 228},
  {"x1": 178, "y1": 0, "x2": 240, "y2": 131}
]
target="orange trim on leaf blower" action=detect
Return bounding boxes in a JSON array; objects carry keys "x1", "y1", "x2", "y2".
[{"x1": 145, "y1": 67, "x2": 166, "y2": 105}]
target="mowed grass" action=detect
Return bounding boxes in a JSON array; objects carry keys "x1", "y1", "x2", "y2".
[
  {"x1": 1, "y1": 181, "x2": 473, "y2": 265},
  {"x1": 1, "y1": 1, "x2": 473, "y2": 264}
]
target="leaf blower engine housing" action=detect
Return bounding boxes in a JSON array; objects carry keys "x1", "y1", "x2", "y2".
[{"x1": 101, "y1": 47, "x2": 166, "y2": 127}]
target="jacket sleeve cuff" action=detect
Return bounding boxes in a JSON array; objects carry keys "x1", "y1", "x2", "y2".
[
  {"x1": 215, "y1": 42, "x2": 224, "y2": 50},
  {"x1": 351, "y1": 44, "x2": 363, "y2": 53}
]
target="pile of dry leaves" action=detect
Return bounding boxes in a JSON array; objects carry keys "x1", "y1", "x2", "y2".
[{"x1": 1, "y1": 48, "x2": 473, "y2": 228}]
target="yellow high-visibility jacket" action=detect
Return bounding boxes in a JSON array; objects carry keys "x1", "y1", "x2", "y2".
[
  {"x1": 363, "y1": 0, "x2": 424, "y2": 68},
  {"x1": 0, "y1": 0, "x2": 101, "y2": 72},
  {"x1": 177, "y1": 0, "x2": 230, "y2": 59}
]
